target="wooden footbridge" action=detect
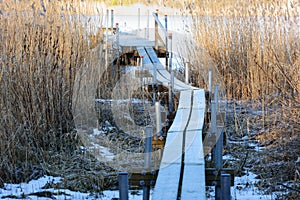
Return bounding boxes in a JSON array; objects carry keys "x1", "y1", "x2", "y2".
[{"x1": 105, "y1": 9, "x2": 234, "y2": 200}]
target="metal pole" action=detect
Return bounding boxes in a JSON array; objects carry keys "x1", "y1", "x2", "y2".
[
  {"x1": 213, "y1": 85, "x2": 223, "y2": 200},
  {"x1": 214, "y1": 85, "x2": 219, "y2": 107},
  {"x1": 147, "y1": 10, "x2": 150, "y2": 40},
  {"x1": 169, "y1": 33, "x2": 174, "y2": 94},
  {"x1": 221, "y1": 174, "x2": 231, "y2": 200},
  {"x1": 111, "y1": 9, "x2": 114, "y2": 35},
  {"x1": 143, "y1": 126, "x2": 152, "y2": 200},
  {"x1": 208, "y1": 69, "x2": 213, "y2": 93},
  {"x1": 118, "y1": 172, "x2": 129, "y2": 200},
  {"x1": 144, "y1": 126, "x2": 152, "y2": 169},
  {"x1": 138, "y1": 7, "x2": 141, "y2": 30},
  {"x1": 185, "y1": 62, "x2": 189, "y2": 84},
  {"x1": 168, "y1": 33, "x2": 174, "y2": 114},
  {"x1": 168, "y1": 82, "x2": 173, "y2": 114},
  {"x1": 105, "y1": 9, "x2": 109, "y2": 68},
  {"x1": 116, "y1": 23, "x2": 119, "y2": 57},
  {"x1": 165, "y1": 14, "x2": 168, "y2": 69},
  {"x1": 155, "y1": 102, "x2": 162, "y2": 137},
  {"x1": 154, "y1": 9, "x2": 158, "y2": 50}
]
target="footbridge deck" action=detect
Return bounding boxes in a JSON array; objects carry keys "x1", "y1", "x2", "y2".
[{"x1": 137, "y1": 47, "x2": 206, "y2": 199}]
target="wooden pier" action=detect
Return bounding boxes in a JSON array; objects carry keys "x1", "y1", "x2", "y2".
[{"x1": 104, "y1": 9, "x2": 235, "y2": 200}]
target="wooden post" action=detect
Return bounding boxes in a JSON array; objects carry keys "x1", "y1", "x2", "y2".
[{"x1": 118, "y1": 172, "x2": 129, "y2": 200}]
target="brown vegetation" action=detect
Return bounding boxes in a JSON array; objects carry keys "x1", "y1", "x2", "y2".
[
  {"x1": 0, "y1": 0, "x2": 113, "y2": 190},
  {"x1": 186, "y1": 0, "x2": 299, "y2": 197}
]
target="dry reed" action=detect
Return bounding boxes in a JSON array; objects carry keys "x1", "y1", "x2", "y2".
[{"x1": 0, "y1": 0, "x2": 107, "y2": 186}]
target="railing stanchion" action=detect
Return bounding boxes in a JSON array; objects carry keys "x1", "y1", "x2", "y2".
[
  {"x1": 138, "y1": 7, "x2": 141, "y2": 30},
  {"x1": 208, "y1": 69, "x2": 213, "y2": 93},
  {"x1": 118, "y1": 172, "x2": 129, "y2": 200},
  {"x1": 154, "y1": 9, "x2": 159, "y2": 51},
  {"x1": 221, "y1": 174, "x2": 231, "y2": 200},
  {"x1": 143, "y1": 126, "x2": 152, "y2": 200},
  {"x1": 185, "y1": 62, "x2": 189, "y2": 84},
  {"x1": 147, "y1": 10, "x2": 150, "y2": 40},
  {"x1": 105, "y1": 9, "x2": 109, "y2": 69},
  {"x1": 111, "y1": 9, "x2": 114, "y2": 35},
  {"x1": 155, "y1": 102, "x2": 162, "y2": 137},
  {"x1": 165, "y1": 14, "x2": 168, "y2": 69}
]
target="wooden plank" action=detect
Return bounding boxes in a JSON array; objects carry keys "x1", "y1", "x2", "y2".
[
  {"x1": 184, "y1": 130, "x2": 205, "y2": 165},
  {"x1": 193, "y1": 89, "x2": 206, "y2": 110},
  {"x1": 160, "y1": 131, "x2": 183, "y2": 165},
  {"x1": 181, "y1": 164, "x2": 206, "y2": 200},
  {"x1": 136, "y1": 47, "x2": 152, "y2": 65},
  {"x1": 152, "y1": 163, "x2": 181, "y2": 200}
]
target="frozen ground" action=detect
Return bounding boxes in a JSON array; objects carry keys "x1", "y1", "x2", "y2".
[{"x1": 0, "y1": 173, "x2": 273, "y2": 199}]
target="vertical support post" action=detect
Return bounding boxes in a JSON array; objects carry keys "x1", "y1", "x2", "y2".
[
  {"x1": 147, "y1": 10, "x2": 150, "y2": 40},
  {"x1": 168, "y1": 33, "x2": 174, "y2": 114},
  {"x1": 155, "y1": 102, "x2": 162, "y2": 137},
  {"x1": 185, "y1": 62, "x2": 189, "y2": 84},
  {"x1": 105, "y1": 9, "x2": 109, "y2": 69},
  {"x1": 111, "y1": 9, "x2": 114, "y2": 35},
  {"x1": 144, "y1": 126, "x2": 152, "y2": 169},
  {"x1": 221, "y1": 174, "x2": 231, "y2": 200},
  {"x1": 143, "y1": 126, "x2": 152, "y2": 200},
  {"x1": 165, "y1": 14, "x2": 168, "y2": 69},
  {"x1": 118, "y1": 172, "x2": 129, "y2": 200},
  {"x1": 116, "y1": 23, "x2": 119, "y2": 57},
  {"x1": 138, "y1": 7, "x2": 141, "y2": 30},
  {"x1": 213, "y1": 84, "x2": 223, "y2": 200},
  {"x1": 154, "y1": 9, "x2": 158, "y2": 51},
  {"x1": 208, "y1": 69, "x2": 213, "y2": 93}
]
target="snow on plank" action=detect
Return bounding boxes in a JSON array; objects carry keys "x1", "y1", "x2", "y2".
[
  {"x1": 181, "y1": 90, "x2": 206, "y2": 199},
  {"x1": 152, "y1": 163, "x2": 182, "y2": 200}
]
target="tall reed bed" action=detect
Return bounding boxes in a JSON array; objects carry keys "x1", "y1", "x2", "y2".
[
  {"x1": 188, "y1": 0, "x2": 299, "y2": 194},
  {"x1": 0, "y1": 0, "x2": 105, "y2": 184},
  {"x1": 190, "y1": 0, "x2": 299, "y2": 100}
]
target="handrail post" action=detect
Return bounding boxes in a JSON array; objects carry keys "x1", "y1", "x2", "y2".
[
  {"x1": 185, "y1": 62, "x2": 189, "y2": 84},
  {"x1": 147, "y1": 10, "x2": 150, "y2": 40},
  {"x1": 143, "y1": 126, "x2": 152, "y2": 200},
  {"x1": 168, "y1": 33, "x2": 174, "y2": 114},
  {"x1": 111, "y1": 9, "x2": 114, "y2": 35},
  {"x1": 155, "y1": 102, "x2": 162, "y2": 137},
  {"x1": 208, "y1": 69, "x2": 213, "y2": 93},
  {"x1": 212, "y1": 85, "x2": 223, "y2": 200},
  {"x1": 221, "y1": 174, "x2": 231, "y2": 200},
  {"x1": 118, "y1": 172, "x2": 129, "y2": 200},
  {"x1": 154, "y1": 9, "x2": 159, "y2": 51},
  {"x1": 165, "y1": 14, "x2": 168, "y2": 69},
  {"x1": 138, "y1": 7, "x2": 141, "y2": 30},
  {"x1": 116, "y1": 23, "x2": 119, "y2": 57},
  {"x1": 105, "y1": 9, "x2": 109, "y2": 69}
]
